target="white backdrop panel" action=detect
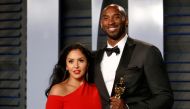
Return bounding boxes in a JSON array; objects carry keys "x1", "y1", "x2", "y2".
[
  {"x1": 129, "y1": 0, "x2": 163, "y2": 55},
  {"x1": 27, "y1": 0, "x2": 58, "y2": 109}
]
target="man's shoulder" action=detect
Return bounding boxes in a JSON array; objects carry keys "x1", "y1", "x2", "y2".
[
  {"x1": 129, "y1": 37, "x2": 158, "y2": 50},
  {"x1": 131, "y1": 37, "x2": 153, "y2": 47},
  {"x1": 129, "y1": 37, "x2": 161, "y2": 54}
]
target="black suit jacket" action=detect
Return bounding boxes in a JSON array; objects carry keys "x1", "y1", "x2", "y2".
[{"x1": 91, "y1": 37, "x2": 174, "y2": 109}]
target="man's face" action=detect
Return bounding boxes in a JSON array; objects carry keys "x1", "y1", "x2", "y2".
[{"x1": 100, "y1": 6, "x2": 128, "y2": 40}]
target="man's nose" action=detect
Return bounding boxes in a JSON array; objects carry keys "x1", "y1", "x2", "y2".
[{"x1": 108, "y1": 18, "x2": 114, "y2": 25}]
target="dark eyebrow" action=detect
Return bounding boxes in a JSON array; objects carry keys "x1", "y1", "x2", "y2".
[
  {"x1": 67, "y1": 57, "x2": 85, "y2": 60},
  {"x1": 114, "y1": 13, "x2": 122, "y2": 16},
  {"x1": 78, "y1": 57, "x2": 86, "y2": 60},
  {"x1": 101, "y1": 15, "x2": 108, "y2": 18}
]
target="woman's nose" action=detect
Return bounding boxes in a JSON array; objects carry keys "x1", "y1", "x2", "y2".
[{"x1": 74, "y1": 61, "x2": 79, "y2": 68}]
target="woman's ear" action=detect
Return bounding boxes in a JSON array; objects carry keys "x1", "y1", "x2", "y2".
[{"x1": 66, "y1": 66, "x2": 68, "y2": 71}]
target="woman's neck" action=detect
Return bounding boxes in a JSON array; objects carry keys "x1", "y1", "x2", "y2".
[{"x1": 65, "y1": 78, "x2": 85, "y2": 87}]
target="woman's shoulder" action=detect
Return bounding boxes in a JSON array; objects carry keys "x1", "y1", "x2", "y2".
[{"x1": 49, "y1": 83, "x2": 66, "y2": 96}]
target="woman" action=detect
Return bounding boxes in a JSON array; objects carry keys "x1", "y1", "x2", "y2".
[{"x1": 45, "y1": 43, "x2": 101, "y2": 109}]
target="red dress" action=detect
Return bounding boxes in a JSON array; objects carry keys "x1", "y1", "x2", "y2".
[{"x1": 46, "y1": 82, "x2": 102, "y2": 109}]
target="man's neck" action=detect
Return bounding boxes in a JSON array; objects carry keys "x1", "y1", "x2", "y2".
[{"x1": 107, "y1": 33, "x2": 127, "y2": 47}]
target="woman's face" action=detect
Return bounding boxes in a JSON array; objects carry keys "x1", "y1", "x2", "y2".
[{"x1": 66, "y1": 49, "x2": 88, "y2": 80}]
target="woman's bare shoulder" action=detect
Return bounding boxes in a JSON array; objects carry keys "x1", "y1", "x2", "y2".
[{"x1": 49, "y1": 83, "x2": 67, "y2": 96}]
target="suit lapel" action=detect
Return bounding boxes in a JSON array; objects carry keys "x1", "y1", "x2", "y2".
[
  {"x1": 95, "y1": 37, "x2": 136, "y2": 99},
  {"x1": 95, "y1": 49, "x2": 110, "y2": 101},
  {"x1": 111, "y1": 37, "x2": 136, "y2": 96}
]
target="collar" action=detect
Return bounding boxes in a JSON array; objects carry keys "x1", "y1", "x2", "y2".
[{"x1": 107, "y1": 33, "x2": 128, "y2": 52}]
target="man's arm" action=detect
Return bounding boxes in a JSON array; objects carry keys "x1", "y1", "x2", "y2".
[{"x1": 129, "y1": 46, "x2": 174, "y2": 109}]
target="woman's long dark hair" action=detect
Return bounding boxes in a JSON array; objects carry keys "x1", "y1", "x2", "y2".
[{"x1": 45, "y1": 43, "x2": 92, "y2": 96}]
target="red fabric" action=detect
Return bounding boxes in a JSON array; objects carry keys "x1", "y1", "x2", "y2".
[{"x1": 46, "y1": 82, "x2": 102, "y2": 109}]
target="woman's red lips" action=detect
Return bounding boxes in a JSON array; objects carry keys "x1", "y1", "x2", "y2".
[{"x1": 73, "y1": 70, "x2": 81, "y2": 74}]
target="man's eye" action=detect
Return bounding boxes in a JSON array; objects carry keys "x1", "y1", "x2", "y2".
[
  {"x1": 114, "y1": 15, "x2": 121, "y2": 19},
  {"x1": 102, "y1": 17, "x2": 109, "y2": 20}
]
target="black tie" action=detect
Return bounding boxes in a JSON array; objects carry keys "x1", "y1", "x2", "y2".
[{"x1": 104, "y1": 46, "x2": 120, "y2": 56}]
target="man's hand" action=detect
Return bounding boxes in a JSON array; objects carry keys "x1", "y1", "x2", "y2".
[{"x1": 110, "y1": 97, "x2": 128, "y2": 109}]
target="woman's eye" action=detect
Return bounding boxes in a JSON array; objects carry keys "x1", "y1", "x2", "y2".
[
  {"x1": 79, "y1": 59, "x2": 84, "y2": 62},
  {"x1": 68, "y1": 60, "x2": 73, "y2": 63}
]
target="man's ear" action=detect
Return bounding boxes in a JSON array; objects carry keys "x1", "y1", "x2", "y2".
[
  {"x1": 125, "y1": 16, "x2": 128, "y2": 25},
  {"x1": 100, "y1": 22, "x2": 103, "y2": 29}
]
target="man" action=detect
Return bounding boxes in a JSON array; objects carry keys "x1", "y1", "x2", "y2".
[{"x1": 92, "y1": 4, "x2": 174, "y2": 109}]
